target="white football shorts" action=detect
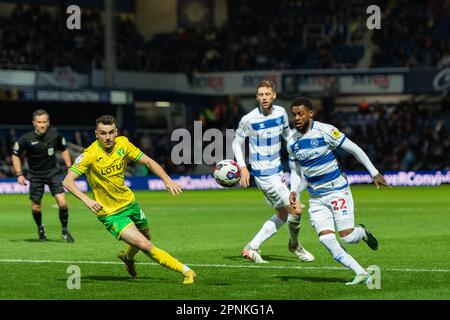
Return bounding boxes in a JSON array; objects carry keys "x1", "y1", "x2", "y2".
[
  {"x1": 254, "y1": 172, "x2": 291, "y2": 208},
  {"x1": 308, "y1": 186, "x2": 355, "y2": 233}
]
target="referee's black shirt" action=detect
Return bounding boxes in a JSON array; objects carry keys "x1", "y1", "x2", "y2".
[{"x1": 12, "y1": 127, "x2": 68, "y2": 177}]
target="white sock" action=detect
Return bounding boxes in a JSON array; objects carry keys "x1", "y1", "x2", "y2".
[
  {"x1": 341, "y1": 226, "x2": 365, "y2": 244},
  {"x1": 287, "y1": 214, "x2": 301, "y2": 246},
  {"x1": 248, "y1": 215, "x2": 285, "y2": 250},
  {"x1": 319, "y1": 233, "x2": 366, "y2": 275}
]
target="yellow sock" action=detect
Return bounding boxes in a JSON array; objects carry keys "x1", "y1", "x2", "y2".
[
  {"x1": 126, "y1": 244, "x2": 140, "y2": 259},
  {"x1": 147, "y1": 246, "x2": 185, "y2": 273}
]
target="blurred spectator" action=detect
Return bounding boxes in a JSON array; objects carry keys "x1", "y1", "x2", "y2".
[
  {"x1": 371, "y1": 0, "x2": 450, "y2": 68},
  {"x1": 0, "y1": 1, "x2": 391, "y2": 73},
  {"x1": 334, "y1": 99, "x2": 450, "y2": 173},
  {"x1": 2, "y1": 1, "x2": 449, "y2": 73},
  {"x1": 73, "y1": 131, "x2": 91, "y2": 148}
]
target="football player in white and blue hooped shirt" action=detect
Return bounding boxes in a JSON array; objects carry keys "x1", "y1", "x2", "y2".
[
  {"x1": 232, "y1": 80, "x2": 314, "y2": 264},
  {"x1": 287, "y1": 97, "x2": 390, "y2": 285}
]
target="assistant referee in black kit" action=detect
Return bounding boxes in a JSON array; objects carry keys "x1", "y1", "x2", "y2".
[{"x1": 12, "y1": 109, "x2": 75, "y2": 242}]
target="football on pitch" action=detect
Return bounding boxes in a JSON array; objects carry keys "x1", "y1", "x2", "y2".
[{"x1": 213, "y1": 159, "x2": 241, "y2": 187}]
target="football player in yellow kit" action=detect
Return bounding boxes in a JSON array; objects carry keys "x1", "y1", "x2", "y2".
[{"x1": 63, "y1": 115, "x2": 196, "y2": 284}]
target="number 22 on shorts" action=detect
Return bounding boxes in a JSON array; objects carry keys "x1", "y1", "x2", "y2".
[{"x1": 330, "y1": 198, "x2": 347, "y2": 213}]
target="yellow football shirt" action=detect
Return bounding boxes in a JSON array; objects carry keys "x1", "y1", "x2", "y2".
[{"x1": 70, "y1": 136, "x2": 144, "y2": 217}]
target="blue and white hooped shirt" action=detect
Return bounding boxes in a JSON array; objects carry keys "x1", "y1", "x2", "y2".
[
  {"x1": 287, "y1": 121, "x2": 348, "y2": 196},
  {"x1": 235, "y1": 105, "x2": 291, "y2": 177}
]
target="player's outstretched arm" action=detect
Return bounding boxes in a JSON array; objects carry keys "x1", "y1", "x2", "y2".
[
  {"x1": 137, "y1": 154, "x2": 182, "y2": 195},
  {"x1": 340, "y1": 138, "x2": 390, "y2": 189},
  {"x1": 63, "y1": 170, "x2": 103, "y2": 213}
]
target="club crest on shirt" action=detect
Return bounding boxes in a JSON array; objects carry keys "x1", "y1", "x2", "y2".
[
  {"x1": 117, "y1": 147, "x2": 125, "y2": 157},
  {"x1": 331, "y1": 129, "x2": 341, "y2": 139},
  {"x1": 311, "y1": 138, "x2": 319, "y2": 147}
]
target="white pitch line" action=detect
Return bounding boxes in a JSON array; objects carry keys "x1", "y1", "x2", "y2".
[{"x1": 0, "y1": 259, "x2": 450, "y2": 273}]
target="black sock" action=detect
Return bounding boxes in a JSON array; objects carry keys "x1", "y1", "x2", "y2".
[
  {"x1": 59, "y1": 207, "x2": 69, "y2": 229},
  {"x1": 32, "y1": 211, "x2": 42, "y2": 227}
]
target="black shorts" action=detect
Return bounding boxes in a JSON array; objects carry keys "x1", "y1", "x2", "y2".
[{"x1": 29, "y1": 174, "x2": 65, "y2": 203}]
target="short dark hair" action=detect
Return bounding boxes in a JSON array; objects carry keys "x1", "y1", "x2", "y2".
[
  {"x1": 290, "y1": 97, "x2": 314, "y2": 111},
  {"x1": 96, "y1": 115, "x2": 116, "y2": 128},
  {"x1": 33, "y1": 109, "x2": 49, "y2": 120}
]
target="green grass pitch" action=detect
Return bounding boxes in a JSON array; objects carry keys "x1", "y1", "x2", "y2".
[{"x1": 1, "y1": 185, "x2": 449, "y2": 300}]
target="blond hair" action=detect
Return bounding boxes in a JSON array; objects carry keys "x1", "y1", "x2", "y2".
[{"x1": 256, "y1": 80, "x2": 276, "y2": 93}]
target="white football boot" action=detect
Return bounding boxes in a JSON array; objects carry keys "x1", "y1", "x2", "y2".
[
  {"x1": 242, "y1": 246, "x2": 268, "y2": 263},
  {"x1": 288, "y1": 240, "x2": 315, "y2": 262},
  {"x1": 345, "y1": 273, "x2": 372, "y2": 286}
]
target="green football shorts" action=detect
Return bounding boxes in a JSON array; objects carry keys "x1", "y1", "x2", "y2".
[{"x1": 97, "y1": 202, "x2": 149, "y2": 240}]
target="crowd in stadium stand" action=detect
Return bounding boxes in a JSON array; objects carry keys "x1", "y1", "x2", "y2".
[
  {"x1": 1, "y1": 1, "x2": 449, "y2": 72},
  {"x1": 0, "y1": 4, "x2": 103, "y2": 71},
  {"x1": 333, "y1": 100, "x2": 450, "y2": 172},
  {"x1": 0, "y1": 2, "x2": 449, "y2": 177},
  {"x1": 370, "y1": 0, "x2": 450, "y2": 68},
  {"x1": 1, "y1": 99, "x2": 448, "y2": 178}
]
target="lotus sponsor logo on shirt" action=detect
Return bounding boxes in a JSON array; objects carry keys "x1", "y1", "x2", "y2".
[{"x1": 101, "y1": 162, "x2": 124, "y2": 176}]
